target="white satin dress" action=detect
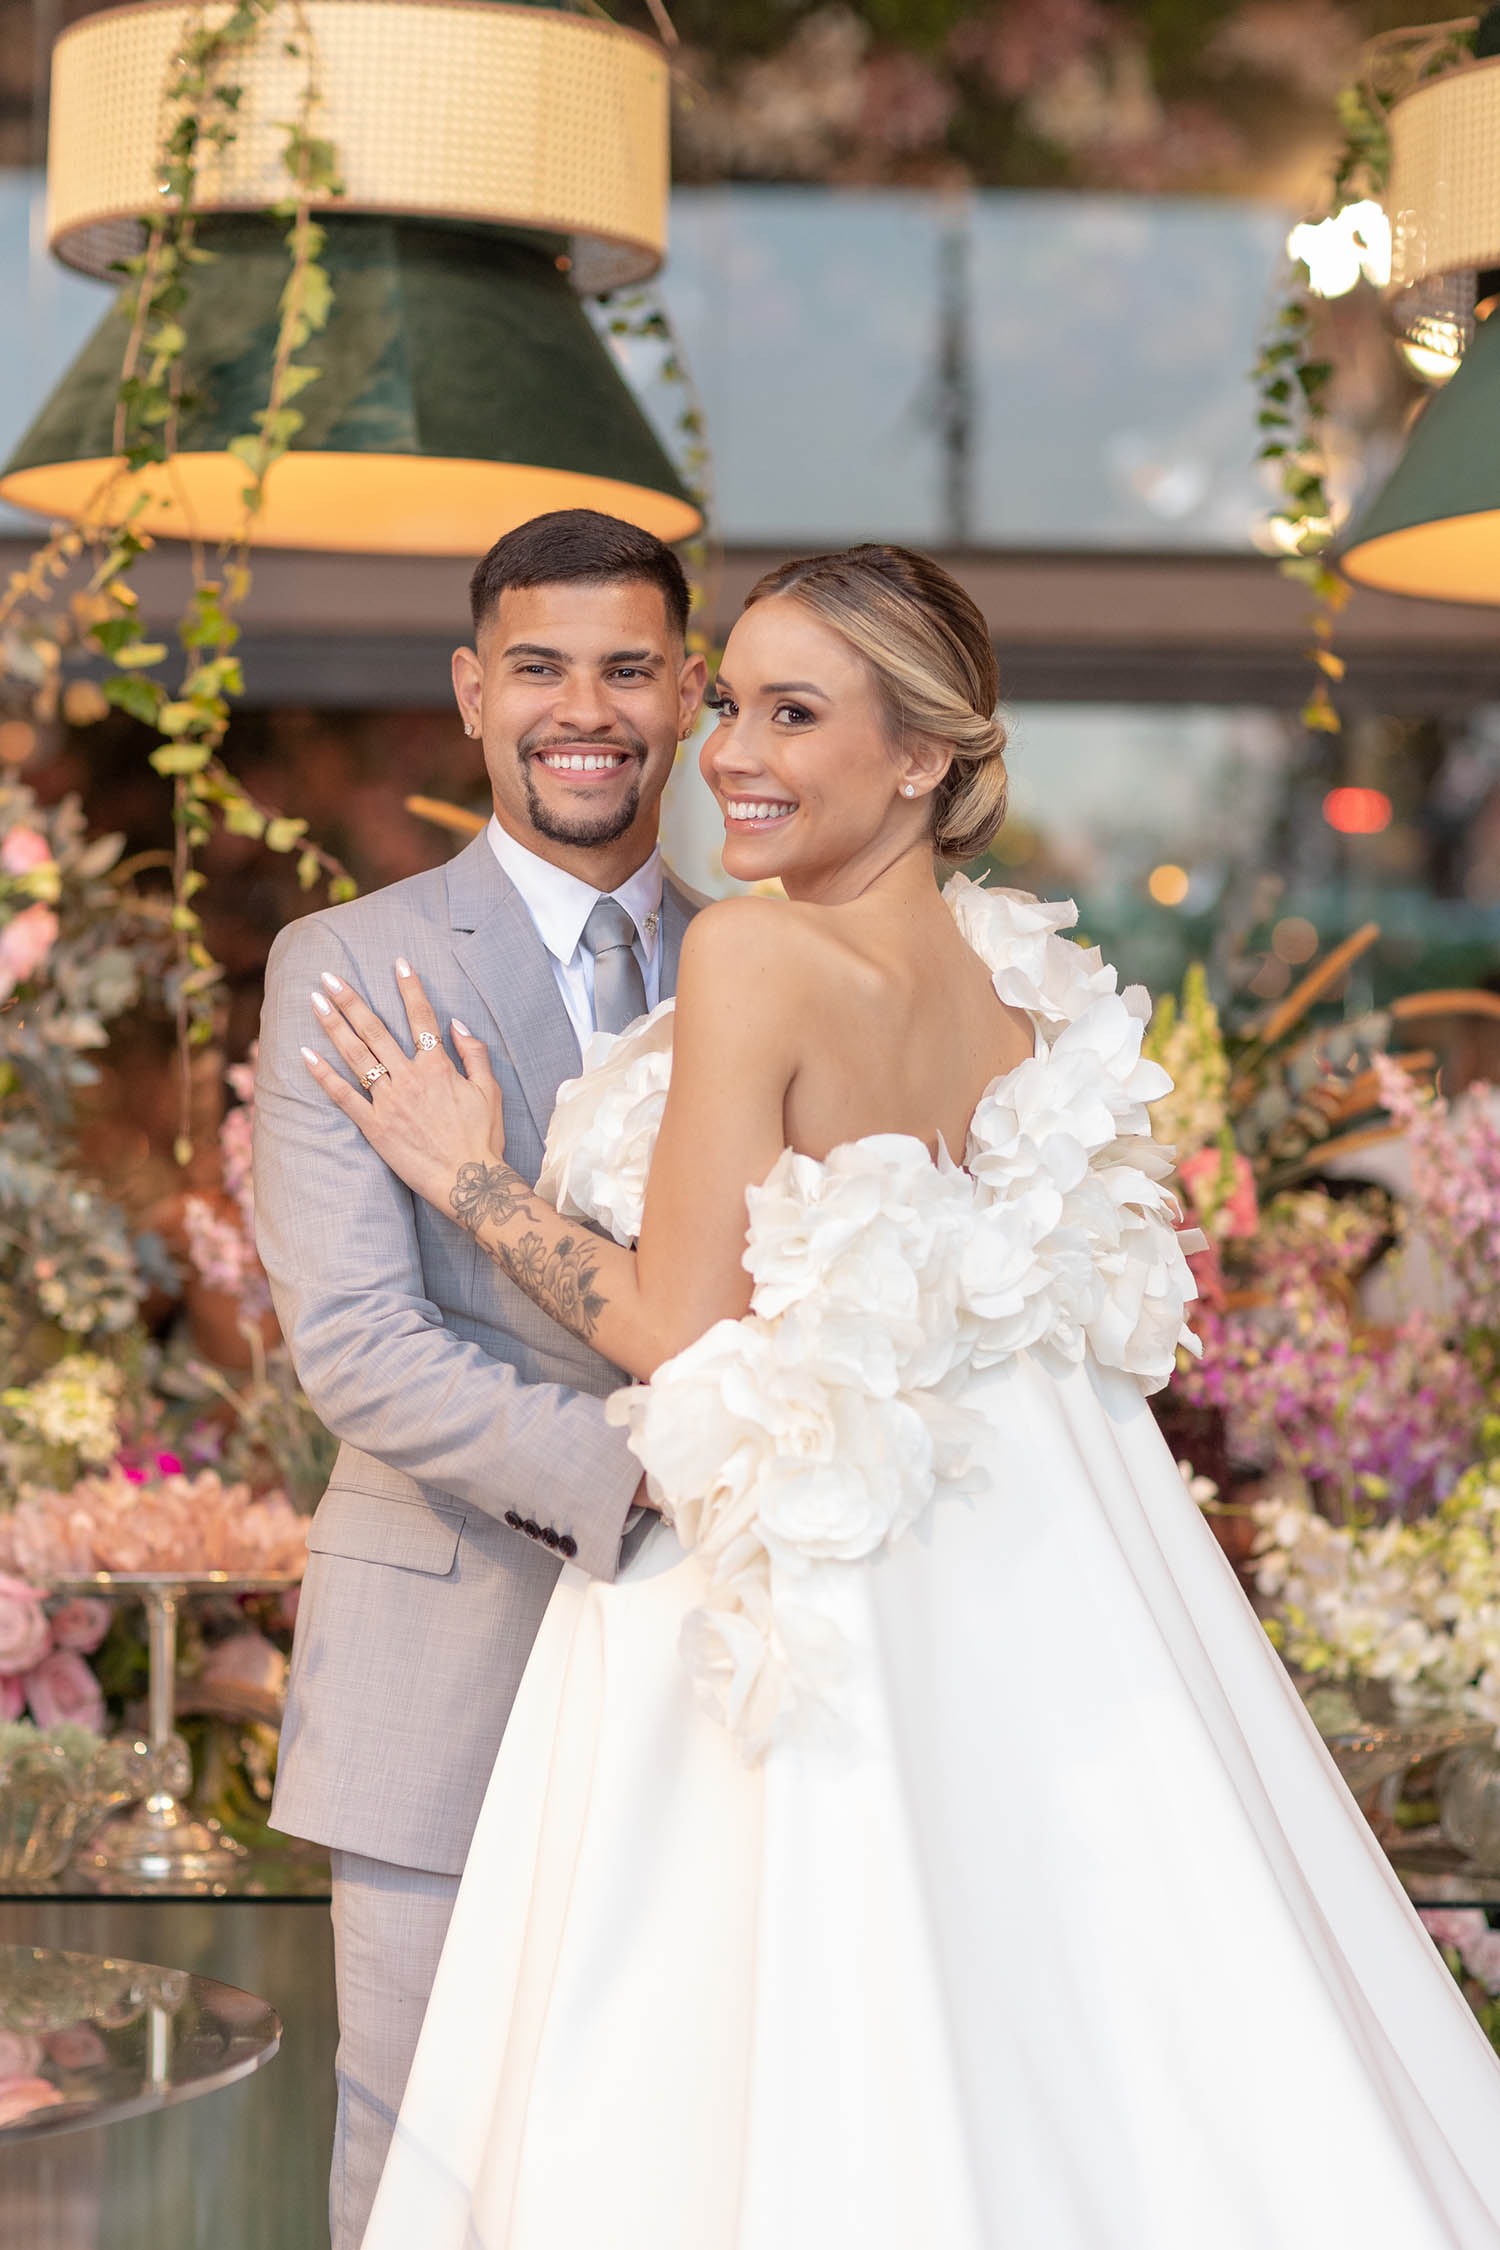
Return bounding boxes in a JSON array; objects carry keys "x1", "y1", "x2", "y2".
[{"x1": 362, "y1": 879, "x2": 1500, "y2": 2250}]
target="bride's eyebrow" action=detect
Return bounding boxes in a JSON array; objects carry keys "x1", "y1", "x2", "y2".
[{"x1": 762, "y1": 681, "x2": 827, "y2": 700}]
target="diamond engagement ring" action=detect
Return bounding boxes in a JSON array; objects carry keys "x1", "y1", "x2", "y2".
[
  {"x1": 416, "y1": 1031, "x2": 440, "y2": 1051},
  {"x1": 361, "y1": 1063, "x2": 389, "y2": 1088}
]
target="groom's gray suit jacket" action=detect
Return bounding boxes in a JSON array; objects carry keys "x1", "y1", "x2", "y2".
[{"x1": 253, "y1": 831, "x2": 696, "y2": 1874}]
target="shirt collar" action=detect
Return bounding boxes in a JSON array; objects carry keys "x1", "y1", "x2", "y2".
[{"x1": 486, "y1": 817, "x2": 663, "y2": 968}]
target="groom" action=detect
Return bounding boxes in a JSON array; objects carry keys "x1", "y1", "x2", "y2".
[{"x1": 252, "y1": 509, "x2": 707, "y2": 2250}]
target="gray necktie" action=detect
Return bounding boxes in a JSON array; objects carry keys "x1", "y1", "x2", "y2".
[{"x1": 582, "y1": 896, "x2": 648, "y2": 1034}]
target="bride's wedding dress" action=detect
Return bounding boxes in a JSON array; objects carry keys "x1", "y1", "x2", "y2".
[{"x1": 362, "y1": 879, "x2": 1500, "y2": 2250}]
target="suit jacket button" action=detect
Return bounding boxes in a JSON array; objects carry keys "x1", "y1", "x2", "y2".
[
  {"x1": 522, "y1": 1518, "x2": 541, "y2": 1539},
  {"x1": 558, "y1": 1534, "x2": 578, "y2": 1560},
  {"x1": 542, "y1": 1528, "x2": 560, "y2": 1550},
  {"x1": 504, "y1": 1510, "x2": 523, "y2": 1530}
]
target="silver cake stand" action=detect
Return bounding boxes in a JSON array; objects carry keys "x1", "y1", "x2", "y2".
[{"x1": 47, "y1": 1571, "x2": 299, "y2": 1890}]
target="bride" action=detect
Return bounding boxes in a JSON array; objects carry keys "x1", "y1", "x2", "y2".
[{"x1": 303, "y1": 543, "x2": 1500, "y2": 2249}]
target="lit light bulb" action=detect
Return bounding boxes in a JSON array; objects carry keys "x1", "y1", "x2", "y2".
[{"x1": 1287, "y1": 200, "x2": 1392, "y2": 299}]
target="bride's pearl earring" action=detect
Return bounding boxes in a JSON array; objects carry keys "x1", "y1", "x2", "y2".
[{"x1": 903, "y1": 784, "x2": 916, "y2": 798}]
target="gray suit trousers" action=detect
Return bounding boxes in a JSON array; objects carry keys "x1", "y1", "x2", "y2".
[{"x1": 329, "y1": 1851, "x2": 459, "y2": 2250}]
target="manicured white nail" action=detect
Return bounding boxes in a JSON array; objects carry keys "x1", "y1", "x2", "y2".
[
  {"x1": 299, "y1": 1045, "x2": 320, "y2": 1065},
  {"x1": 451, "y1": 1017, "x2": 472, "y2": 1039},
  {"x1": 310, "y1": 990, "x2": 332, "y2": 1016},
  {"x1": 396, "y1": 957, "x2": 412, "y2": 979},
  {"x1": 321, "y1": 971, "x2": 343, "y2": 992}
]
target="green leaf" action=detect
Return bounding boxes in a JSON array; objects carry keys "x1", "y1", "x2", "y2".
[
  {"x1": 328, "y1": 875, "x2": 358, "y2": 904},
  {"x1": 156, "y1": 702, "x2": 204, "y2": 738},
  {"x1": 279, "y1": 361, "x2": 322, "y2": 400},
  {"x1": 150, "y1": 742, "x2": 212, "y2": 775},
  {"x1": 222, "y1": 800, "x2": 267, "y2": 840},
  {"x1": 265, "y1": 816, "x2": 308, "y2": 852},
  {"x1": 89, "y1": 615, "x2": 142, "y2": 657},
  {"x1": 170, "y1": 902, "x2": 202, "y2": 931},
  {"x1": 113, "y1": 640, "x2": 169, "y2": 669},
  {"x1": 103, "y1": 674, "x2": 166, "y2": 724},
  {"x1": 296, "y1": 848, "x2": 321, "y2": 890}
]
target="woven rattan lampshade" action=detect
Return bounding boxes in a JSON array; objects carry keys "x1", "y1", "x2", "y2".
[
  {"x1": 1340, "y1": 305, "x2": 1500, "y2": 602},
  {"x1": 47, "y1": 0, "x2": 670, "y2": 296},
  {"x1": 0, "y1": 218, "x2": 700, "y2": 554},
  {"x1": 1385, "y1": 52, "x2": 1500, "y2": 369}
]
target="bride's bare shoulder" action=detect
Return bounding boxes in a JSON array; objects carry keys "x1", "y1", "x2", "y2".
[{"x1": 678, "y1": 895, "x2": 832, "y2": 993}]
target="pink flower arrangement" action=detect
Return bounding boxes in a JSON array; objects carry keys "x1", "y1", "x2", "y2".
[
  {"x1": 0, "y1": 1466, "x2": 307, "y2": 1578},
  {"x1": 1174, "y1": 1189, "x2": 1487, "y2": 1517},
  {"x1": 0, "y1": 902, "x2": 59, "y2": 1002},
  {"x1": 0, "y1": 1581, "x2": 110, "y2": 1731}
]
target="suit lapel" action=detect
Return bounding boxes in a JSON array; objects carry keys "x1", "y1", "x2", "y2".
[
  {"x1": 659, "y1": 871, "x2": 698, "y2": 999},
  {"x1": 446, "y1": 835, "x2": 581, "y2": 1146}
]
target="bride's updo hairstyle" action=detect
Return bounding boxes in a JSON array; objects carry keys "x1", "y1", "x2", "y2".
[{"x1": 743, "y1": 544, "x2": 1008, "y2": 861}]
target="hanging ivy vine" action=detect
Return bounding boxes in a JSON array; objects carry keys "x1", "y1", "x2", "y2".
[
  {"x1": 0, "y1": 0, "x2": 353, "y2": 1162},
  {"x1": 1254, "y1": 17, "x2": 1480, "y2": 734}
]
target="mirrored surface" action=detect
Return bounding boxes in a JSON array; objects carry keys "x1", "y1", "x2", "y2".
[{"x1": 0, "y1": 1943, "x2": 279, "y2": 2140}]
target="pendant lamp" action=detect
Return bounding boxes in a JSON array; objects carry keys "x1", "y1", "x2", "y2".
[
  {"x1": 1340, "y1": 306, "x2": 1500, "y2": 602},
  {"x1": 1341, "y1": 28, "x2": 1500, "y2": 599},
  {"x1": 0, "y1": 0, "x2": 700, "y2": 555}
]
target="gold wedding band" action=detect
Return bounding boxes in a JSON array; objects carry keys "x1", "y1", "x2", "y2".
[{"x1": 361, "y1": 1063, "x2": 389, "y2": 1088}]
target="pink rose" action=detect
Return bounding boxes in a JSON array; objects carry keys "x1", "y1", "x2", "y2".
[
  {"x1": 24, "y1": 1649, "x2": 104, "y2": 1734},
  {"x1": 0, "y1": 2077, "x2": 63, "y2": 2126},
  {"x1": 0, "y1": 1577, "x2": 51, "y2": 1673},
  {"x1": 0, "y1": 902, "x2": 59, "y2": 1000},
  {"x1": 0, "y1": 826, "x2": 52, "y2": 875},
  {"x1": 155, "y1": 1452, "x2": 183, "y2": 1477},
  {"x1": 200, "y1": 1631, "x2": 286, "y2": 1697},
  {"x1": 0, "y1": 1672, "x2": 25, "y2": 1723},
  {"x1": 47, "y1": 1598, "x2": 112, "y2": 1655}
]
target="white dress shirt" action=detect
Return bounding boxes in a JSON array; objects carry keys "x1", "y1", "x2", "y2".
[{"x1": 486, "y1": 817, "x2": 662, "y2": 1051}]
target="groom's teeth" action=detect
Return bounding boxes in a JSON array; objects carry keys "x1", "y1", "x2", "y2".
[
  {"x1": 538, "y1": 751, "x2": 628, "y2": 773},
  {"x1": 726, "y1": 800, "x2": 796, "y2": 821}
]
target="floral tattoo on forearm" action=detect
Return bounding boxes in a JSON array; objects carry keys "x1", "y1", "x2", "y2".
[{"x1": 449, "y1": 1162, "x2": 607, "y2": 1340}]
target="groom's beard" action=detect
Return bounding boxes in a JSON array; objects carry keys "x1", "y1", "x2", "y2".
[{"x1": 518, "y1": 723, "x2": 651, "y2": 848}]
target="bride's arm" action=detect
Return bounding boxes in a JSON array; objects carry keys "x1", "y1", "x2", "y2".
[{"x1": 302, "y1": 899, "x2": 799, "y2": 1380}]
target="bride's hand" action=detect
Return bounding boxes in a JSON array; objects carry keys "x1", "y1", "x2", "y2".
[{"x1": 301, "y1": 960, "x2": 506, "y2": 1215}]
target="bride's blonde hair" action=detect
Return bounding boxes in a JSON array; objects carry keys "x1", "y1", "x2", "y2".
[{"x1": 743, "y1": 545, "x2": 1008, "y2": 862}]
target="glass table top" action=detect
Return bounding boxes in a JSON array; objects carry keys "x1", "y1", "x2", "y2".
[
  {"x1": 0, "y1": 1836, "x2": 331, "y2": 1905},
  {"x1": 0, "y1": 1941, "x2": 280, "y2": 2139}
]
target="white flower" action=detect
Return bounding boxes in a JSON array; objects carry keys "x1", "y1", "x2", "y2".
[
  {"x1": 537, "y1": 999, "x2": 675, "y2": 1244},
  {"x1": 941, "y1": 873, "x2": 1117, "y2": 1029},
  {"x1": 3, "y1": 1355, "x2": 123, "y2": 1465},
  {"x1": 755, "y1": 1390, "x2": 934, "y2": 1566},
  {"x1": 959, "y1": 1185, "x2": 1068, "y2": 1359}
]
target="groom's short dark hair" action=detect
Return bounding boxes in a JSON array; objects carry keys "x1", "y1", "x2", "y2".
[{"x1": 469, "y1": 510, "x2": 690, "y2": 642}]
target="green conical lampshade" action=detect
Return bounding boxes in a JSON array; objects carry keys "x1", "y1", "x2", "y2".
[
  {"x1": 0, "y1": 216, "x2": 700, "y2": 555},
  {"x1": 1340, "y1": 308, "x2": 1500, "y2": 603}
]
